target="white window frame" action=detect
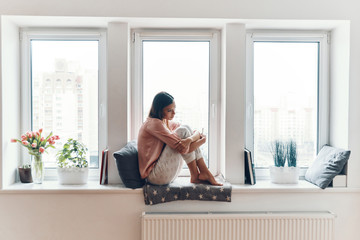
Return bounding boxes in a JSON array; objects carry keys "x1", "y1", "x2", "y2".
[
  {"x1": 20, "y1": 28, "x2": 107, "y2": 181},
  {"x1": 246, "y1": 31, "x2": 330, "y2": 179},
  {"x1": 131, "y1": 29, "x2": 221, "y2": 175}
]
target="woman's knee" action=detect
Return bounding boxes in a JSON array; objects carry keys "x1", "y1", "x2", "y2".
[{"x1": 175, "y1": 125, "x2": 192, "y2": 139}]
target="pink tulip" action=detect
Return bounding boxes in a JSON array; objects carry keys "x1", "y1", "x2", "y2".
[
  {"x1": 26, "y1": 132, "x2": 32, "y2": 138},
  {"x1": 39, "y1": 128, "x2": 43, "y2": 133},
  {"x1": 10, "y1": 139, "x2": 17, "y2": 143},
  {"x1": 50, "y1": 140, "x2": 55, "y2": 145},
  {"x1": 36, "y1": 132, "x2": 40, "y2": 137},
  {"x1": 21, "y1": 135, "x2": 27, "y2": 140},
  {"x1": 55, "y1": 135, "x2": 60, "y2": 140},
  {"x1": 31, "y1": 143, "x2": 37, "y2": 148},
  {"x1": 22, "y1": 141, "x2": 29, "y2": 146},
  {"x1": 39, "y1": 147, "x2": 45, "y2": 153},
  {"x1": 40, "y1": 137, "x2": 45, "y2": 142},
  {"x1": 32, "y1": 132, "x2": 36, "y2": 137}
]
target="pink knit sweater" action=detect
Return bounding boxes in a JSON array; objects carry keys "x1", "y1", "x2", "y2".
[{"x1": 137, "y1": 118, "x2": 183, "y2": 179}]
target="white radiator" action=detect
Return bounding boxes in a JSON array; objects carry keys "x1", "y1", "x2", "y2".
[{"x1": 141, "y1": 211, "x2": 335, "y2": 240}]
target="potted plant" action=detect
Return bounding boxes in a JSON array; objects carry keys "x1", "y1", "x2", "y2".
[
  {"x1": 269, "y1": 140, "x2": 299, "y2": 184},
  {"x1": 56, "y1": 138, "x2": 89, "y2": 185},
  {"x1": 11, "y1": 129, "x2": 59, "y2": 183},
  {"x1": 18, "y1": 164, "x2": 33, "y2": 183}
]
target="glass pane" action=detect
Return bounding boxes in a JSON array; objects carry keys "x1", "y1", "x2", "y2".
[
  {"x1": 31, "y1": 40, "x2": 99, "y2": 168},
  {"x1": 142, "y1": 41, "x2": 210, "y2": 166},
  {"x1": 254, "y1": 42, "x2": 318, "y2": 167}
]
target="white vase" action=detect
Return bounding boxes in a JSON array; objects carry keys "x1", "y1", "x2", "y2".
[
  {"x1": 57, "y1": 167, "x2": 88, "y2": 185},
  {"x1": 269, "y1": 166, "x2": 299, "y2": 184}
]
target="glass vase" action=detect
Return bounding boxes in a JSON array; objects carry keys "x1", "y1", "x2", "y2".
[{"x1": 31, "y1": 154, "x2": 44, "y2": 184}]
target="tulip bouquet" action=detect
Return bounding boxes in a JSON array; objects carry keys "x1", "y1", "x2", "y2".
[
  {"x1": 11, "y1": 129, "x2": 59, "y2": 183},
  {"x1": 11, "y1": 128, "x2": 59, "y2": 155}
]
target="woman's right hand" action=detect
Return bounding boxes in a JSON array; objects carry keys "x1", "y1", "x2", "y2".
[{"x1": 175, "y1": 138, "x2": 192, "y2": 153}]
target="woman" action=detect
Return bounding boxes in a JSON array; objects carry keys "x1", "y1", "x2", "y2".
[{"x1": 138, "y1": 91, "x2": 222, "y2": 186}]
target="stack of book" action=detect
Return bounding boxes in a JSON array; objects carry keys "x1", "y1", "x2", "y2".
[{"x1": 244, "y1": 148, "x2": 256, "y2": 185}]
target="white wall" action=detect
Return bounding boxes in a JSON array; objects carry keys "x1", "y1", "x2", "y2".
[
  {"x1": 329, "y1": 23, "x2": 350, "y2": 149},
  {"x1": 1, "y1": 0, "x2": 360, "y2": 240},
  {"x1": 1, "y1": 17, "x2": 21, "y2": 187},
  {"x1": 223, "y1": 24, "x2": 246, "y2": 184},
  {"x1": 0, "y1": 190, "x2": 359, "y2": 240},
  {"x1": 107, "y1": 22, "x2": 129, "y2": 183}
]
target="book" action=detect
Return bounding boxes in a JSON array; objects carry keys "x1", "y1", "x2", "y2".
[
  {"x1": 100, "y1": 148, "x2": 109, "y2": 185},
  {"x1": 244, "y1": 148, "x2": 256, "y2": 185}
]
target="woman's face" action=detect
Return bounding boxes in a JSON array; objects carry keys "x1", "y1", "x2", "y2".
[{"x1": 162, "y1": 102, "x2": 176, "y2": 121}]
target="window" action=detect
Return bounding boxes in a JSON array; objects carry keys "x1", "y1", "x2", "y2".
[
  {"x1": 21, "y1": 29, "x2": 106, "y2": 179},
  {"x1": 246, "y1": 32, "x2": 329, "y2": 177},
  {"x1": 132, "y1": 30, "x2": 220, "y2": 174}
]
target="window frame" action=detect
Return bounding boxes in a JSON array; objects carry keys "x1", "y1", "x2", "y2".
[
  {"x1": 131, "y1": 29, "x2": 221, "y2": 175},
  {"x1": 246, "y1": 31, "x2": 330, "y2": 179},
  {"x1": 20, "y1": 28, "x2": 107, "y2": 181}
]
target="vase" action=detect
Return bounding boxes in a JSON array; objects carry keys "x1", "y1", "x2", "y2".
[{"x1": 31, "y1": 154, "x2": 44, "y2": 184}]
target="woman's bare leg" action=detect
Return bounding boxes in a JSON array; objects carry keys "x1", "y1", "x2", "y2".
[
  {"x1": 196, "y1": 158, "x2": 223, "y2": 186},
  {"x1": 187, "y1": 160, "x2": 201, "y2": 183}
]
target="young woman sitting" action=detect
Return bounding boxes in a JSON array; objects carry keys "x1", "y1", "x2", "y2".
[{"x1": 138, "y1": 91, "x2": 222, "y2": 186}]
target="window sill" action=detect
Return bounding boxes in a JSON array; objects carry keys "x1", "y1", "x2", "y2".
[
  {"x1": 232, "y1": 180, "x2": 360, "y2": 193},
  {"x1": 1, "y1": 179, "x2": 358, "y2": 194},
  {"x1": 1, "y1": 180, "x2": 142, "y2": 194}
]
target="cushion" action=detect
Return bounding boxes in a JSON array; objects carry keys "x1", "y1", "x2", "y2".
[
  {"x1": 305, "y1": 145, "x2": 350, "y2": 189},
  {"x1": 113, "y1": 140, "x2": 145, "y2": 189},
  {"x1": 143, "y1": 176, "x2": 231, "y2": 205}
]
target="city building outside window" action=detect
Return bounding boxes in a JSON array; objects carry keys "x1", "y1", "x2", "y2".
[{"x1": 21, "y1": 29, "x2": 106, "y2": 179}]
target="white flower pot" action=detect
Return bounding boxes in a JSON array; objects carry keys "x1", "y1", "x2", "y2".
[
  {"x1": 57, "y1": 167, "x2": 88, "y2": 185},
  {"x1": 269, "y1": 166, "x2": 299, "y2": 184}
]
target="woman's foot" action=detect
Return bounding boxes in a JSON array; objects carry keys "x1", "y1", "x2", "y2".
[
  {"x1": 198, "y1": 171, "x2": 223, "y2": 186},
  {"x1": 190, "y1": 174, "x2": 201, "y2": 184}
]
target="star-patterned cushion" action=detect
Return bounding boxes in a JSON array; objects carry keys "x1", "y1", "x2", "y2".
[{"x1": 143, "y1": 176, "x2": 231, "y2": 205}]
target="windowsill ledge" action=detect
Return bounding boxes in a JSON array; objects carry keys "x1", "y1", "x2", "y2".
[
  {"x1": 1, "y1": 179, "x2": 359, "y2": 194},
  {"x1": 1, "y1": 180, "x2": 142, "y2": 194},
  {"x1": 232, "y1": 180, "x2": 360, "y2": 193}
]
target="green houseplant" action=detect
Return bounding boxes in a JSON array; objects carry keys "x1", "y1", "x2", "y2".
[
  {"x1": 286, "y1": 140, "x2": 297, "y2": 167},
  {"x1": 271, "y1": 140, "x2": 286, "y2": 167},
  {"x1": 269, "y1": 140, "x2": 299, "y2": 184},
  {"x1": 56, "y1": 138, "x2": 89, "y2": 185}
]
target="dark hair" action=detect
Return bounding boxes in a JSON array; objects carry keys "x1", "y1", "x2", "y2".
[{"x1": 148, "y1": 92, "x2": 174, "y2": 120}]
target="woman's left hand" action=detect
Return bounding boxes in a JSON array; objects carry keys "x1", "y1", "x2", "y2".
[{"x1": 199, "y1": 134, "x2": 206, "y2": 145}]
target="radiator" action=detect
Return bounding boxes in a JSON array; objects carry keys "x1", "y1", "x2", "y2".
[{"x1": 141, "y1": 211, "x2": 335, "y2": 240}]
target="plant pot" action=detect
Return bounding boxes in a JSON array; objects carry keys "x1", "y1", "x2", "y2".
[
  {"x1": 57, "y1": 167, "x2": 88, "y2": 185},
  {"x1": 18, "y1": 167, "x2": 33, "y2": 183},
  {"x1": 269, "y1": 166, "x2": 299, "y2": 184}
]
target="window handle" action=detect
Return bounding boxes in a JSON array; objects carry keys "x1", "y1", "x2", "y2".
[
  {"x1": 100, "y1": 103, "x2": 104, "y2": 118},
  {"x1": 212, "y1": 104, "x2": 215, "y2": 118}
]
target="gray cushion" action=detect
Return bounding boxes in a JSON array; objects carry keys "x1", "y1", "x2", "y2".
[
  {"x1": 113, "y1": 140, "x2": 145, "y2": 189},
  {"x1": 305, "y1": 145, "x2": 350, "y2": 189}
]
